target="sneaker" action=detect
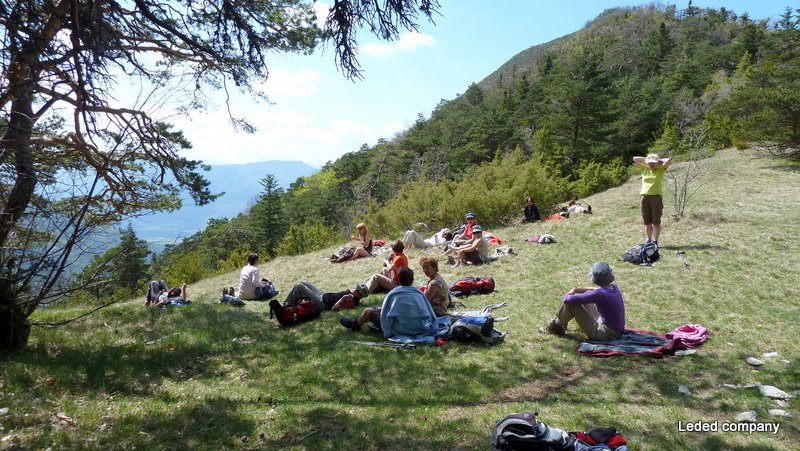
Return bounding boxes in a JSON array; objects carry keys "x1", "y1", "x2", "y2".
[
  {"x1": 538, "y1": 319, "x2": 566, "y2": 336},
  {"x1": 340, "y1": 317, "x2": 361, "y2": 330}
]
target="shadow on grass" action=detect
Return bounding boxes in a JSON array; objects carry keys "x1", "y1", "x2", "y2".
[{"x1": 659, "y1": 244, "x2": 728, "y2": 251}]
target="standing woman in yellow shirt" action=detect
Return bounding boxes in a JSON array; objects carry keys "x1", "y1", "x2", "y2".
[{"x1": 633, "y1": 153, "x2": 672, "y2": 245}]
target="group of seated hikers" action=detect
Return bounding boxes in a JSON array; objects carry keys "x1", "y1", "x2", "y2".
[{"x1": 153, "y1": 199, "x2": 623, "y2": 343}]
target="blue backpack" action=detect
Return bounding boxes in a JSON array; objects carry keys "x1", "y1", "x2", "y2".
[{"x1": 623, "y1": 242, "x2": 660, "y2": 265}]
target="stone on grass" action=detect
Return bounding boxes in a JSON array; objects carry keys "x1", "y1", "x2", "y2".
[
  {"x1": 762, "y1": 352, "x2": 779, "y2": 358},
  {"x1": 0, "y1": 407, "x2": 7, "y2": 415},
  {"x1": 746, "y1": 357, "x2": 764, "y2": 366},
  {"x1": 775, "y1": 400, "x2": 789, "y2": 408},
  {"x1": 759, "y1": 385, "x2": 791, "y2": 400},
  {"x1": 736, "y1": 411, "x2": 757, "y2": 423},
  {"x1": 678, "y1": 385, "x2": 692, "y2": 396},
  {"x1": 675, "y1": 349, "x2": 696, "y2": 356},
  {"x1": 768, "y1": 409, "x2": 792, "y2": 418}
]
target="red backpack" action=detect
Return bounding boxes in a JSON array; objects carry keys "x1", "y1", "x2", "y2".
[
  {"x1": 449, "y1": 276, "x2": 495, "y2": 297},
  {"x1": 269, "y1": 298, "x2": 321, "y2": 326}
]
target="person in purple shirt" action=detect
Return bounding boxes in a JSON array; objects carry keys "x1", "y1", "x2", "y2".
[{"x1": 539, "y1": 262, "x2": 625, "y2": 341}]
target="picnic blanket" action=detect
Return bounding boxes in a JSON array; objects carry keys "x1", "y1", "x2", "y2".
[{"x1": 577, "y1": 325, "x2": 708, "y2": 357}]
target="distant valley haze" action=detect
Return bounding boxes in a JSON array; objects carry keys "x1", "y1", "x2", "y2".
[{"x1": 129, "y1": 160, "x2": 318, "y2": 246}]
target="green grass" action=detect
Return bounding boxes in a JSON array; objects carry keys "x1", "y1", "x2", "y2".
[{"x1": 2, "y1": 149, "x2": 799, "y2": 450}]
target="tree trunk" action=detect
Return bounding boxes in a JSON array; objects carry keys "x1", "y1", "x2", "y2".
[
  {"x1": 0, "y1": 55, "x2": 39, "y2": 352},
  {"x1": 0, "y1": 301, "x2": 31, "y2": 353}
]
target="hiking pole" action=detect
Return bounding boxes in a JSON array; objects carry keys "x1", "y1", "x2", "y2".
[
  {"x1": 675, "y1": 251, "x2": 690, "y2": 268},
  {"x1": 350, "y1": 340, "x2": 417, "y2": 350}
]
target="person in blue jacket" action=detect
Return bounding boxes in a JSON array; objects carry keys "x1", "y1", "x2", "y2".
[{"x1": 339, "y1": 268, "x2": 437, "y2": 339}]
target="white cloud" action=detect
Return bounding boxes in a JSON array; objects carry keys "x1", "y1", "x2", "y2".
[
  {"x1": 173, "y1": 108, "x2": 379, "y2": 167},
  {"x1": 361, "y1": 31, "x2": 436, "y2": 58},
  {"x1": 383, "y1": 121, "x2": 406, "y2": 135},
  {"x1": 312, "y1": 2, "x2": 330, "y2": 29},
  {"x1": 261, "y1": 68, "x2": 322, "y2": 97}
]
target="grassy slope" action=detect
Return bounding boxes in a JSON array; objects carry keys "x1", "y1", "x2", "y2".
[{"x1": 3, "y1": 149, "x2": 799, "y2": 450}]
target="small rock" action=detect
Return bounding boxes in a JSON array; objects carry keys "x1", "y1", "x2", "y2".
[
  {"x1": 780, "y1": 359, "x2": 791, "y2": 364},
  {"x1": 762, "y1": 352, "x2": 779, "y2": 358},
  {"x1": 722, "y1": 383, "x2": 758, "y2": 389},
  {"x1": 775, "y1": 400, "x2": 789, "y2": 408},
  {"x1": 746, "y1": 357, "x2": 764, "y2": 366},
  {"x1": 768, "y1": 409, "x2": 792, "y2": 418},
  {"x1": 675, "y1": 349, "x2": 696, "y2": 356},
  {"x1": 678, "y1": 385, "x2": 692, "y2": 396},
  {"x1": 0, "y1": 408, "x2": 8, "y2": 416},
  {"x1": 736, "y1": 411, "x2": 758, "y2": 423},
  {"x1": 759, "y1": 385, "x2": 791, "y2": 400}
]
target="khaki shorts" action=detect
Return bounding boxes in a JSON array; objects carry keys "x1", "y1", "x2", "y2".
[{"x1": 641, "y1": 194, "x2": 663, "y2": 225}]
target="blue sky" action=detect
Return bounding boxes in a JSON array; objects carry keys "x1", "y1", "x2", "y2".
[{"x1": 169, "y1": 0, "x2": 790, "y2": 168}]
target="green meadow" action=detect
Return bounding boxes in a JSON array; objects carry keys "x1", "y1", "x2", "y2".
[{"x1": 2, "y1": 149, "x2": 798, "y2": 450}]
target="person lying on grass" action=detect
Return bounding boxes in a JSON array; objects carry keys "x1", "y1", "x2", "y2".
[
  {"x1": 340, "y1": 268, "x2": 438, "y2": 339},
  {"x1": 154, "y1": 283, "x2": 190, "y2": 308},
  {"x1": 402, "y1": 227, "x2": 453, "y2": 251},
  {"x1": 278, "y1": 280, "x2": 370, "y2": 311},
  {"x1": 539, "y1": 262, "x2": 625, "y2": 341}
]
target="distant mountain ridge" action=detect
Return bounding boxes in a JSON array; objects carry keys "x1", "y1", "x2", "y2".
[{"x1": 130, "y1": 160, "x2": 318, "y2": 244}]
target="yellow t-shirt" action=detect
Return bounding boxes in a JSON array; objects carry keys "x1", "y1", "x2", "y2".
[{"x1": 640, "y1": 166, "x2": 665, "y2": 195}]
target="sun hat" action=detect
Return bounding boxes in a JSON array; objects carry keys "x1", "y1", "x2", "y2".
[
  {"x1": 471, "y1": 225, "x2": 483, "y2": 233},
  {"x1": 589, "y1": 262, "x2": 615, "y2": 286},
  {"x1": 465, "y1": 212, "x2": 476, "y2": 219},
  {"x1": 645, "y1": 153, "x2": 660, "y2": 164}
]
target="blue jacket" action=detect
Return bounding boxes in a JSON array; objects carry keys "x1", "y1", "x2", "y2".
[{"x1": 380, "y1": 285, "x2": 438, "y2": 339}]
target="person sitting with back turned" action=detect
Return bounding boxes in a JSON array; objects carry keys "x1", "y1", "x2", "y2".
[
  {"x1": 339, "y1": 268, "x2": 438, "y2": 339},
  {"x1": 237, "y1": 253, "x2": 277, "y2": 300},
  {"x1": 539, "y1": 262, "x2": 625, "y2": 341}
]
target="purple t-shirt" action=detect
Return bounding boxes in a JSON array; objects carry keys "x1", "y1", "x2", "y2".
[{"x1": 562, "y1": 284, "x2": 625, "y2": 331}]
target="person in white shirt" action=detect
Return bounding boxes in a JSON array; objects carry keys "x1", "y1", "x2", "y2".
[
  {"x1": 402, "y1": 228, "x2": 453, "y2": 250},
  {"x1": 237, "y1": 253, "x2": 275, "y2": 300}
]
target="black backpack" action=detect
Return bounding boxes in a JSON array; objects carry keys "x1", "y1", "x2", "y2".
[
  {"x1": 490, "y1": 412, "x2": 575, "y2": 451},
  {"x1": 622, "y1": 242, "x2": 660, "y2": 265}
]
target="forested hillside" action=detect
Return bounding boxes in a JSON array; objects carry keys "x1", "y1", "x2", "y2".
[{"x1": 108, "y1": 3, "x2": 800, "y2": 297}]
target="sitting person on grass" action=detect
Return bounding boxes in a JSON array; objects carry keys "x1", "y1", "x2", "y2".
[
  {"x1": 237, "y1": 253, "x2": 277, "y2": 301},
  {"x1": 539, "y1": 262, "x2": 625, "y2": 341},
  {"x1": 339, "y1": 268, "x2": 438, "y2": 339},
  {"x1": 419, "y1": 257, "x2": 451, "y2": 317},
  {"x1": 449, "y1": 225, "x2": 489, "y2": 267},
  {"x1": 279, "y1": 280, "x2": 369, "y2": 311},
  {"x1": 348, "y1": 223, "x2": 374, "y2": 261},
  {"x1": 515, "y1": 196, "x2": 541, "y2": 224},
  {"x1": 402, "y1": 228, "x2": 453, "y2": 251},
  {"x1": 361, "y1": 240, "x2": 409, "y2": 295},
  {"x1": 447, "y1": 212, "x2": 479, "y2": 249}
]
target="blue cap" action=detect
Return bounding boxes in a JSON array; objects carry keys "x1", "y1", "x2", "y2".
[
  {"x1": 465, "y1": 212, "x2": 476, "y2": 219},
  {"x1": 471, "y1": 225, "x2": 483, "y2": 233}
]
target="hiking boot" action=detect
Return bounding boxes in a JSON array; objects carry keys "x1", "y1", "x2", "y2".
[
  {"x1": 229, "y1": 287, "x2": 235, "y2": 296},
  {"x1": 539, "y1": 319, "x2": 566, "y2": 336},
  {"x1": 222, "y1": 287, "x2": 229, "y2": 296},
  {"x1": 340, "y1": 317, "x2": 361, "y2": 331}
]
